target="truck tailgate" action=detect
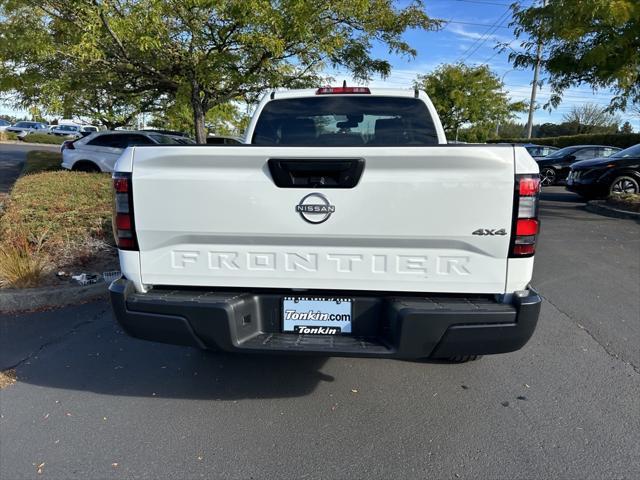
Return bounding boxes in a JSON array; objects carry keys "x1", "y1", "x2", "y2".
[{"x1": 130, "y1": 146, "x2": 515, "y2": 294}]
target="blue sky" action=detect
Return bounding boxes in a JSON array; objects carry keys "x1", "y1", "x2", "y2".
[
  {"x1": 1, "y1": 0, "x2": 637, "y2": 128},
  {"x1": 339, "y1": 0, "x2": 636, "y2": 127}
]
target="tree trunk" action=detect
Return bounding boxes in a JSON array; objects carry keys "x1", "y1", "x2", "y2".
[{"x1": 190, "y1": 83, "x2": 207, "y2": 144}]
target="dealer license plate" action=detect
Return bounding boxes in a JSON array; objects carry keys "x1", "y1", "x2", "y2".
[{"x1": 282, "y1": 296, "x2": 353, "y2": 335}]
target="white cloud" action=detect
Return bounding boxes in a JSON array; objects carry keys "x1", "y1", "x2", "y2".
[{"x1": 445, "y1": 23, "x2": 508, "y2": 44}]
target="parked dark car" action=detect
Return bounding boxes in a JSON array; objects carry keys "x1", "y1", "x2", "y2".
[
  {"x1": 566, "y1": 144, "x2": 640, "y2": 198},
  {"x1": 522, "y1": 143, "x2": 559, "y2": 159},
  {"x1": 537, "y1": 145, "x2": 620, "y2": 186}
]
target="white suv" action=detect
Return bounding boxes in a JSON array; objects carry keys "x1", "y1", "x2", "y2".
[{"x1": 61, "y1": 131, "x2": 182, "y2": 172}]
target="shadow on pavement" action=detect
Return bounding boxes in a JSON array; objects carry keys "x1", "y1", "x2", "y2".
[
  {"x1": 539, "y1": 187, "x2": 584, "y2": 204},
  {"x1": 2, "y1": 302, "x2": 334, "y2": 400}
]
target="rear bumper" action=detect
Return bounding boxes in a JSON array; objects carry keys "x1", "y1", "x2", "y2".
[{"x1": 109, "y1": 278, "x2": 541, "y2": 359}]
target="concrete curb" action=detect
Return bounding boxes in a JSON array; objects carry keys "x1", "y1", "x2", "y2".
[
  {"x1": 0, "y1": 281, "x2": 109, "y2": 314},
  {"x1": 586, "y1": 201, "x2": 640, "y2": 221},
  {"x1": 0, "y1": 141, "x2": 62, "y2": 148}
]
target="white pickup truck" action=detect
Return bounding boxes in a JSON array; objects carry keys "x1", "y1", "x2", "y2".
[{"x1": 109, "y1": 86, "x2": 541, "y2": 362}]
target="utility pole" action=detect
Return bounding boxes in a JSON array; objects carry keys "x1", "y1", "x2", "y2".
[
  {"x1": 525, "y1": 0, "x2": 546, "y2": 139},
  {"x1": 525, "y1": 40, "x2": 542, "y2": 139}
]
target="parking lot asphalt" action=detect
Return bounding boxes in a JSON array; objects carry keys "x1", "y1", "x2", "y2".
[
  {"x1": 1, "y1": 187, "x2": 639, "y2": 480},
  {"x1": 0, "y1": 142, "x2": 60, "y2": 193}
]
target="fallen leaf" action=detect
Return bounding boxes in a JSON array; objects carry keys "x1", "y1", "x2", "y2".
[
  {"x1": 197, "y1": 456, "x2": 203, "y2": 461},
  {"x1": 112, "y1": 463, "x2": 119, "y2": 468},
  {"x1": 351, "y1": 389, "x2": 358, "y2": 393},
  {"x1": 37, "y1": 462, "x2": 45, "y2": 474}
]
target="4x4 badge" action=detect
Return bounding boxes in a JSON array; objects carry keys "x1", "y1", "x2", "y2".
[{"x1": 472, "y1": 228, "x2": 507, "y2": 236}]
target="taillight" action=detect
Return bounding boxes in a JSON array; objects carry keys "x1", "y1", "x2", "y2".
[
  {"x1": 61, "y1": 140, "x2": 75, "y2": 153},
  {"x1": 510, "y1": 174, "x2": 540, "y2": 257},
  {"x1": 112, "y1": 172, "x2": 138, "y2": 250},
  {"x1": 316, "y1": 86, "x2": 371, "y2": 95}
]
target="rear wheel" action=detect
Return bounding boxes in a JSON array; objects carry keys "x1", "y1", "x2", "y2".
[
  {"x1": 609, "y1": 175, "x2": 639, "y2": 195},
  {"x1": 540, "y1": 167, "x2": 557, "y2": 186}
]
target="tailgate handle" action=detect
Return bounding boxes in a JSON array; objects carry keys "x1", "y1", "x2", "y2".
[{"x1": 268, "y1": 158, "x2": 364, "y2": 188}]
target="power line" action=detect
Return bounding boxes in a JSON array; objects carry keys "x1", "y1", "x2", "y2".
[
  {"x1": 445, "y1": 20, "x2": 511, "y2": 29},
  {"x1": 457, "y1": 7, "x2": 512, "y2": 63}
]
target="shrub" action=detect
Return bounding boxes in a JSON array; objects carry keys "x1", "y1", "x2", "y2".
[
  {"x1": 22, "y1": 133, "x2": 70, "y2": 144},
  {"x1": 489, "y1": 133, "x2": 640, "y2": 149},
  {"x1": 0, "y1": 131, "x2": 19, "y2": 141},
  {"x1": 0, "y1": 238, "x2": 47, "y2": 288},
  {"x1": 606, "y1": 193, "x2": 640, "y2": 213}
]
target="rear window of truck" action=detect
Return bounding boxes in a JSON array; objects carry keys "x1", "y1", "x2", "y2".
[{"x1": 252, "y1": 96, "x2": 439, "y2": 146}]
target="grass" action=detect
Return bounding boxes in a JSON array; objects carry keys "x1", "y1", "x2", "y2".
[
  {"x1": 22, "y1": 133, "x2": 68, "y2": 144},
  {"x1": 0, "y1": 171, "x2": 114, "y2": 287},
  {"x1": 0, "y1": 369, "x2": 17, "y2": 389},
  {"x1": 0, "y1": 131, "x2": 19, "y2": 141},
  {"x1": 606, "y1": 193, "x2": 640, "y2": 213},
  {"x1": 22, "y1": 150, "x2": 63, "y2": 174}
]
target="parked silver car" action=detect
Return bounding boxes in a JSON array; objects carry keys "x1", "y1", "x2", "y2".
[
  {"x1": 50, "y1": 124, "x2": 83, "y2": 137},
  {"x1": 6, "y1": 121, "x2": 48, "y2": 138}
]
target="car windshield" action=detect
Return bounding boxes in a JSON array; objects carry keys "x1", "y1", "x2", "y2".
[
  {"x1": 544, "y1": 146, "x2": 577, "y2": 159},
  {"x1": 252, "y1": 95, "x2": 439, "y2": 146},
  {"x1": 610, "y1": 144, "x2": 640, "y2": 158},
  {"x1": 14, "y1": 121, "x2": 34, "y2": 127},
  {"x1": 0, "y1": 119, "x2": 9, "y2": 126}
]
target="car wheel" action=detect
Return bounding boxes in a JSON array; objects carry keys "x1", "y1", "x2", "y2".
[
  {"x1": 610, "y1": 175, "x2": 639, "y2": 195},
  {"x1": 540, "y1": 167, "x2": 557, "y2": 186}
]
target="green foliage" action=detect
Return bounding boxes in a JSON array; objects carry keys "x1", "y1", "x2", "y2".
[
  {"x1": 0, "y1": 0, "x2": 439, "y2": 142},
  {"x1": 149, "y1": 90, "x2": 248, "y2": 137},
  {"x1": 415, "y1": 64, "x2": 527, "y2": 142},
  {"x1": 619, "y1": 122, "x2": 634, "y2": 134},
  {"x1": 488, "y1": 133, "x2": 640, "y2": 149},
  {"x1": 21, "y1": 133, "x2": 67, "y2": 144},
  {"x1": 496, "y1": 121, "x2": 526, "y2": 139},
  {"x1": 510, "y1": 0, "x2": 640, "y2": 110},
  {"x1": 0, "y1": 131, "x2": 19, "y2": 141}
]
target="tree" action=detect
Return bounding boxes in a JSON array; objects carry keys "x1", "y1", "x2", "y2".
[
  {"x1": 510, "y1": 0, "x2": 640, "y2": 111},
  {"x1": 415, "y1": 64, "x2": 527, "y2": 141},
  {"x1": 562, "y1": 103, "x2": 621, "y2": 134},
  {"x1": 0, "y1": 1, "x2": 439, "y2": 143},
  {"x1": 496, "y1": 121, "x2": 526, "y2": 139},
  {"x1": 149, "y1": 90, "x2": 249, "y2": 137},
  {"x1": 619, "y1": 121, "x2": 633, "y2": 134},
  {"x1": 535, "y1": 122, "x2": 576, "y2": 138}
]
